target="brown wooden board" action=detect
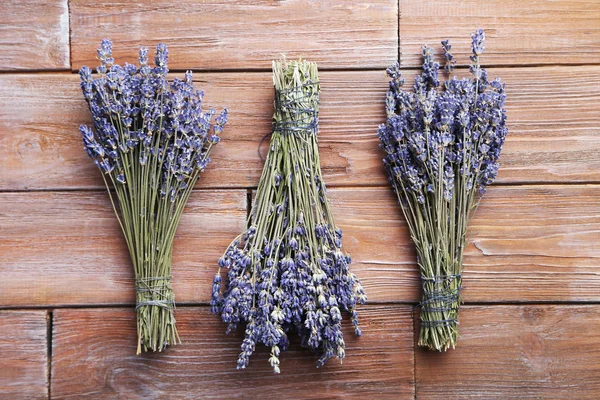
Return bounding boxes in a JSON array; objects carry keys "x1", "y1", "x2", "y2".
[
  {"x1": 1, "y1": 185, "x2": 598, "y2": 307},
  {"x1": 461, "y1": 184, "x2": 600, "y2": 302},
  {"x1": 69, "y1": 0, "x2": 398, "y2": 71},
  {"x1": 0, "y1": 190, "x2": 247, "y2": 307},
  {"x1": 332, "y1": 185, "x2": 600, "y2": 303},
  {"x1": 399, "y1": 0, "x2": 600, "y2": 67},
  {"x1": 0, "y1": 0, "x2": 69, "y2": 70},
  {"x1": 0, "y1": 311, "x2": 48, "y2": 399},
  {"x1": 415, "y1": 305, "x2": 600, "y2": 399},
  {"x1": 1, "y1": 0, "x2": 600, "y2": 396},
  {"x1": 0, "y1": 71, "x2": 387, "y2": 190},
  {"x1": 1, "y1": 66, "x2": 599, "y2": 191},
  {"x1": 51, "y1": 306, "x2": 414, "y2": 399}
]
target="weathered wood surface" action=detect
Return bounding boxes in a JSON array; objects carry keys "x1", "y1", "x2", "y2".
[
  {"x1": 69, "y1": 0, "x2": 398, "y2": 71},
  {"x1": 1, "y1": 66, "x2": 599, "y2": 192},
  {"x1": 0, "y1": 311, "x2": 48, "y2": 399},
  {"x1": 1, "y1": 185, "x2": 598, "y2": 307},
  {"x1": 51, "y1": 306, "x2": 414, "y2": 399},
  {"x1": 1, "y1": 1, "x2": 599, "y2": 398},
  {"x1": 0, "y1": 190, "x2": 247, "y2": 307},
  {"x1": 0, "y1": 71, "x2": 387, "y2": 190},
  {"x1": 335, "y1": 185, "x2": 600, "y2": 303},
  {"x1": 416, "y1": 305, "x2": 600, "y2": 399},
  {"x1": 0, "y1": 0, "x2": 69, "y2": 71},
  {"x1": 399, "y1": 0, "x2": 600, "y2": 67}
]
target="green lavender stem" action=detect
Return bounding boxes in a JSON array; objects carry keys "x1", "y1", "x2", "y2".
[
  {"x1": 80, "y1": 41, "x2": 227, "y2": 354},
  {"x1": 213, "y1": 59, "x2": 365, "y2": 372}
]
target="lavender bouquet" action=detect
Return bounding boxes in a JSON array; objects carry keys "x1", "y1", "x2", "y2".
[
  {"x1": 211, "y1": 59, "x2": 366, "y2": 372},
  {"x1": 79, "y1": 40, "x2": 228, "y2": 353},
  {"x1": 378, "y1": 30, "x2": 507, "y2": 351}
]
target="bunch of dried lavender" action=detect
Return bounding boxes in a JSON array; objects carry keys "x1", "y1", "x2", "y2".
[
  {"x1": 378, "y1": 30, "x2": 507, "y2": 351},
  {"x1": 211, "y1": 59, "x2": 366, "y2": 373},
  {"x1": 79, "y1": 40, "x2": 228, "y2": 353}
]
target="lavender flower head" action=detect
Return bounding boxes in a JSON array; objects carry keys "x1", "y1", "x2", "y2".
[
  {"x1": 77, "y1": 39, "x2": 228, "y2": 354},
  {"x1": 378, "y1": 30, "x2": 507, "y2": 351},
  {"x1": 379, "y1": 29, "x2": 507, "y2": 202},
  {"x1": 79, "y1": 39, "x2": 228, "y2": 198},
  {"x1": 211, "y1": 59, "x2": 366, "y2": 373}
]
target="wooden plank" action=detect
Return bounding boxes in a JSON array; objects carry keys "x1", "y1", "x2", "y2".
[
  {"x1": 0, "y1": 0, "x2": 69, "y2": 70},
  {"x1": 0, "y1": 190, "x2": 247, "y2": 307},
  {"x1": 69, "y1": 0, "x2": 398, "y2": 71},
  {"x1": 1, "y1": 185, "x2": 598, "y2": 306},
  {"x1": 327, "y1": 188, "x2": 420, "y2": 303},
  {"x1": 491, "y1": 66, "x2": 600, "y2": 184},
  {"x1": 399, "y1": 0, "x2": 600, "y2": 67},
  {"x1": 331, "y1": 185, "x2": 600, "y2": 303},
  {"x1": 0, "y1": 71, "x2": 388, "y2": 190},
  {"x1": 462, "y1": 184, "x2": 600, "y2": 302},
  {"x1": 51, "y1": 306, "x2": 414, "y2": 399},
  {"x1": 1, "y1": 66, "x2": 599, "y2": 191},
  {"x1": 416, "y1": 305, "x2": 600, "y2": 399},
  {"x1": 0, "y1": 311, "x2": 48, "y2": 399}
]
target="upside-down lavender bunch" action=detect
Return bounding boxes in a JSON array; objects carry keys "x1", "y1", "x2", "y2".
[
  {"x1": 211, "y1": 59, "x2": 366, "y2": 373},
  {"x1": 79, "y1": 39, "x2": 228, "y2": 354},
  {"x1": 378, "y1": 30, "x2": 507, "y2": 351}
]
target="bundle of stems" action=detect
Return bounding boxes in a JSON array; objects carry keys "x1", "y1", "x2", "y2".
[
  {"x1": 378, "y1": 30, "x2": 507, "y2": 351},
  {"x1": 79, "y1": 40, "x2": 227, "y2": 353},
  {"x1": 211, "y1": 59, "x2": 366, "y2": 372}
]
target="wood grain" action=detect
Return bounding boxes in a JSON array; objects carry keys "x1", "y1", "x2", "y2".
[
  {"x1": 489, "y1": 66, "x2": 600, "y2": 184},
  {"x1": 0, "y1": 190, "x2": 247, "y2": 307},
  {"x1": 0, "y1": 0, "x2": 69, "y2": 70},
  {"x1": 51, "y1": 306, "x2": 414, "y2": 399},
  {"x1": 416, "y1": 305, "x2": 600, "y2": 399},
  {"x1": 69, "y1": 0, "x2": 398, "y2": 71},
  {"x1": 462, "y1": 184, "x2": 600, "y2": 302},
  {"x1": 1, "y1": 185, "x2": 598, "y2": 306},
  {"x1": 399, "y1": 0, "x2": 600, "y2": 67},
  {"x1": 332, "y1": 185, "x2": 600, "y2": 303},
  {"x1": 0, "y1": 0, "x2": 599, "y2": 396},
  {"x1": 0, "y1": 71, "x2": 388, "y2": 190},
  {"x1": 0, "y1": 311, "x2": 48, "y2": 399},
  {"x1": 1, "y1": 66, "x2": 599, "y2": 192}
]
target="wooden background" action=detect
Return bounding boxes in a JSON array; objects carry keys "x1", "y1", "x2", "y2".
[{"x1": 0, "y1": 0, "x2": 599, "y2": 398}]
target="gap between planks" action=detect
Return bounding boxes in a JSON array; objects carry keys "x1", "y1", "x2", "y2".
[
  {"x1": 46, "y1": 310, "x2": 53, "y2": 400},
  {"x1": 1, "y1": 181, "x2": 599, "y2": 195},
  {"x1": 6, "y1": 300, "x2": 600, "y2": 312}
]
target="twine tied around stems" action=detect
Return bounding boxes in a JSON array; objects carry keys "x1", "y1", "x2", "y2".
[
  {"x1": 135, "y1": 276, "x2": 175, "y2": 310},
  {"x1": 418, "y1": 274, "x2": 461, "y2": 328},
  {"x1": 258, "y1": 82, "x2": 320, "y2": 161}
]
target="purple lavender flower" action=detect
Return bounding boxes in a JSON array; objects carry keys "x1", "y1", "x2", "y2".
[
  {"x1": 96, "y1": 39, "x2": 114, "y2": 74},
  {"x1": 378, "y1": 30, "x2": 507, "y2": 352},
  {"x1": 212, "y1": 59, "x2": 366, "y2": 373},
  {"x1": 471, "y1": 29, "x2": 486, "y2": 56},
  {"x1": 79, "y1": 41, "x2": 227, "y2": 198},
  {"x1": 77, "y1": 41, "x2": 228, "y2": 353},
  {"x1": 441, "y1": 39, "x2": 456, "y2": 73}
]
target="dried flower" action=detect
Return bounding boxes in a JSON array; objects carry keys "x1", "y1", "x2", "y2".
[
  {"x1": 441, "y1": 39, "x2": 456, "y2": 73},
  {"x1": 378, "y1": 29, "x2": 507, "y2": 351},
  {"x1": 78, "y1": 39, "x2": 227, "y2": 354},
  {"x1": 211, "y1": 59, "x2": 366, "y2": 373}
]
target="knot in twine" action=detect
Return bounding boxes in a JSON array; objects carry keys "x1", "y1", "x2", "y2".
[
  {"x1": 135, "y1": 276, "x2": 175, "y2": 311},
  {"x1": 258, "y1": 81, "x2": 320, "y2": 161},
  {"x1": 418, "y1": 274, "x2": 461, "y2": 328}
]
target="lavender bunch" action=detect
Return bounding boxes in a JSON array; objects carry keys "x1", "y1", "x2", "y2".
[
  {"x1": 378, "y1": 30, "x2": 507, "y2": 351},
  {"x1": 79, "y1": 40, "x2": 228, "y2": 354},
  {"x1": 211, "y1": 59, "x2": 366, "y2": 373}
]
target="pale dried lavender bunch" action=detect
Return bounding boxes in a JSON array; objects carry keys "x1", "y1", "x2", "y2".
[
  {"x1": 378, "y1": 29, "x2": 507, "y2": 351},
  {"x1": 211, "y1": 59, "x2": 366, "y2": 373},
  {"x1": 79, "y1": 39, "x2": 228, "y2": 353}
]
